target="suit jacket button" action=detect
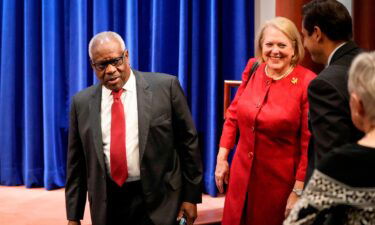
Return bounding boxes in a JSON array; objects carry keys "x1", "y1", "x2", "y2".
[
  {"x1": 251, "y1": 126, "x2": 255, "y2": 132},
  {"x1": 248, "y1": 152, "x2": 253, "y2": 158}
]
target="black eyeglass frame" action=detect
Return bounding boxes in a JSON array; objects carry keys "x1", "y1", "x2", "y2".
[{"x1": 91, "y1": 51, "x2": 125, "y2": 71}]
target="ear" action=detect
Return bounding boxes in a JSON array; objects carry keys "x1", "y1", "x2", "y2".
[
  {"x1": 90, "y1": 60, "x2": 96, "y2": 70},
  {"x1": 349, "y1": 92, "x2": 365, "y2": 131},
  {"x1": 124, "y1": 50, "x2": 130, "y2": 64},
  {"x1": 357, "y1": 97, "x2": 365, "y2": 118},
  {"x1": 350, "y1": 92, "x2": 365, "y2": 117},
  {"x1": 313, "y1": 26, "x2": 323, "y2": 42}
]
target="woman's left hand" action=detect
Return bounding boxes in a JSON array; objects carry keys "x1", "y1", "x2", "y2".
[{"x1": 284, "y1": 191, "x2": 299, "y2": 218}]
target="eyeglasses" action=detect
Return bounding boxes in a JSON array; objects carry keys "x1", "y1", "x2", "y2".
[{"x1": 91, "y1": 52, "x2": 125, "y2": 71}]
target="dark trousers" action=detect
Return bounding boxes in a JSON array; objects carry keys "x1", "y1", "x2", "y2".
[{"x1": 106, "y1": 179, "x2": 154, "y2": 225}]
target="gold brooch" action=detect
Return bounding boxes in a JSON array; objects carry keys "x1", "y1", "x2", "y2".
[{"x1": 291, "y1": 77, "x2": 298, "y2": 85}]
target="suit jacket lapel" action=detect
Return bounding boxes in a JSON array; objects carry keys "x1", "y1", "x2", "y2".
[
  {"x1": 89, "y1": 84, "x2": 106, "y2": 172},
  {"x1": 134, "y1": 70, "x2": 152, "y2": 163}
]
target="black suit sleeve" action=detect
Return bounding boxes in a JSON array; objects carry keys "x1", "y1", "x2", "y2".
[
  {"x1": 170, "y1": 77, "x2": 202, "y2": 204},
  {"x1": 65, "y1": 98, "x2": 87, "y2": 220},
  {"x1": 308, "y1": 78, "x2": 354, "y2": 160}
]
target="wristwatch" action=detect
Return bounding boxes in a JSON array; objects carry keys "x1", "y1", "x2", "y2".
[{"x1": 292, "y1": 188, "x2": 303, "y2": 197}]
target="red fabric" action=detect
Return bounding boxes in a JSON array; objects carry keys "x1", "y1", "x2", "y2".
[
  {"x1": 110, "y1": 89, "x2": 128, "y2": 186},
  {"x1": 220, "y1": 58, "x2": 316, "y2": 225}
]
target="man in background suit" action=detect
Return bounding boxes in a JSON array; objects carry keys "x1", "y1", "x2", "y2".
[
  {"x1": 301, "y1": 0, "x2": 363, "y2": 181},
  {"x1": 65, "y1": 31, "x2": 202, "y2": 225}
]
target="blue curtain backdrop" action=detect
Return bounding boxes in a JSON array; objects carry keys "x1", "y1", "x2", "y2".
[{"x1": 0, "y1": 0, "x2": 254, "y2": 196}]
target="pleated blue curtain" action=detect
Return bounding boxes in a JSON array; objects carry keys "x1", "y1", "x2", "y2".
[{"x1": 0, "y1": 0, "x2": 254, "y2": 195}]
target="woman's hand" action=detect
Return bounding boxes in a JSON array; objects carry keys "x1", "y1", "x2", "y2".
[
  {"x1": 285, "y1": 180, "x2": 304, "y2": 218},
  {"x1": 284, "y1": 191, "x2": 299, "y2": 218},
  {"x1": 215, "y1": 147, "x2": 230, "y2": 193}
]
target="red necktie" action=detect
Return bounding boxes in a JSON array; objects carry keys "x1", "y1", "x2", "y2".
[{"x1": 110, "y1": 89, "x2": 128, "y2": 186}]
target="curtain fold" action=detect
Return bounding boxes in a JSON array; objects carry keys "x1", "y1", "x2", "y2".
[
  {"x1": 1, "y1": 0, "x2": 24, "y2": 186},
  {"x1": 23, "y1": 0, "x2": 43, "y2": 188},
  {"x1": 0, "y1": 0, "x2": 255, "y2": 195}
]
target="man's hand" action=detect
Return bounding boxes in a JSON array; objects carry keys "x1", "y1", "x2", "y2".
[
  {"x1": 67, "y1": 220, "x2": 81, "y2": 225},
  {"x1": 177, "y1": 202, "x2": 197, "y2": 225}
]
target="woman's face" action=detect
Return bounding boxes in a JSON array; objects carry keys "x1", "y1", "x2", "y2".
[{"x1": 261, "y1": 26, "x2": 295, "y2": 73}]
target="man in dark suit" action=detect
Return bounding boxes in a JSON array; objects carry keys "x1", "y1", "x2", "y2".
[
  {"x1": 301, "y1": 0, "x2": 363, "y2": 181},
  {"x1": 65, "y1": 31, "x2": 202, "y2": 225}
]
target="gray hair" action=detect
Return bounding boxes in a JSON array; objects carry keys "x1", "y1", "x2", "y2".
[
  {"x1": 348, "y1": 51, "x2": 375, "y2": 125},
  {"x1": 88, "y1": 31, "x2": 126, "y2": 59}
]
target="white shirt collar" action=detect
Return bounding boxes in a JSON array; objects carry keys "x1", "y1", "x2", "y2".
[{"x1": 326, "y1": 42, "x2": 347, "y2": 67}]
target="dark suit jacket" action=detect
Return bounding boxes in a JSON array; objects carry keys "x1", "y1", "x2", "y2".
[
  {"x1": 305, "y1": 41, "x2": 364, "y2": 181},
  {"x1": 65, "y1": 70, "x2": 202, "y2": 225}
]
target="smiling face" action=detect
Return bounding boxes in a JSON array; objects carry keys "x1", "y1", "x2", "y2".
[
  {"x1": 90, "y1": 39, "x2": 130, "y2": 91},
  {"x1": 301, "y1": 25, "x2": 326, "y2": 65},
  {"x1": 261, "y1": 26, "x2": 295, "y2": 74}
]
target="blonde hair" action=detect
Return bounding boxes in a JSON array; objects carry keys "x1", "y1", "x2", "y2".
[
  {"x1": 254, "y1": 17, "x2": 304, "y2": 66},
  {"x1": 348, "y1": 51, "x2": 375, "y2": 125}
]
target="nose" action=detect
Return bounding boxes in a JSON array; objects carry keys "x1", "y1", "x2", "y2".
[
  {"x1": 270, "y1": 46, "x2": 280, "y2": 54},
  {"x1": 104, "y1": 63, "x2": 117, "y2": 74}
]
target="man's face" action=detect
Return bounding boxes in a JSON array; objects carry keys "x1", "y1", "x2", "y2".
[
  {"x1": 91, "y1": 40, "x2": 130, "y2": 91},
  {"x1": 301, "y1": 25, "x2": 324, "y2": 64}
]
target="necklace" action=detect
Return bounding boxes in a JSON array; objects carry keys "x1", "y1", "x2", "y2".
[{"x1": 265, "y1": 65, "x2": 294, "y2": 80}]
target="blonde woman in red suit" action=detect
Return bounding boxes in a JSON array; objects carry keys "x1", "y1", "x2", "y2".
[{"x1": 215, "y1": 17, "x2": 316, "y2": 225}]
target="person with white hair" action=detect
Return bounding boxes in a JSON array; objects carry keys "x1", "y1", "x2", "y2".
[
  {"x1": 65, "y1": 31, "x2": 202, "y2": 225},
  {"x1": 284, "y1": 51, "x2": 375, "y2": 225}
]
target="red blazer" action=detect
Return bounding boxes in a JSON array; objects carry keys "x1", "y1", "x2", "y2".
[{"x1": 220, "y1": 58, "x2": 316, "y2": 225}]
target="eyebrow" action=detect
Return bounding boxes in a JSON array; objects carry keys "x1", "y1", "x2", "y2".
[{"x1": 95, "y1": 55, "x2": 122, "y2": 64}]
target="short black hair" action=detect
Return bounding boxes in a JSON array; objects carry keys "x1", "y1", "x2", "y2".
[{"x1": 302, "y1": 0, "x2": 352, "y2": 41}]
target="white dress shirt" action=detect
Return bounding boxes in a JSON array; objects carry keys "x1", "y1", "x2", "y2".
[{"x1": 101, "y1": 70, "x2": 140, "y2": 182}]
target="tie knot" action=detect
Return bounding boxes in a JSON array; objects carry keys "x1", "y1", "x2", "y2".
[{"x1": 112, "y1": 89, "x2": 124, "y2": 100}]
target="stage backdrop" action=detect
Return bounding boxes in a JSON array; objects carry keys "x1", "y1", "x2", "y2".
[{"x1": 0, "y1": 0, "x2": 254, "y2": 196}]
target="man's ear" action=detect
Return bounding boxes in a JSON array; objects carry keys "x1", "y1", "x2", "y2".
[
  {"x1": 90, "y1": 59, "x2": 95, "y2": 70},
  {"x1": 313, "y1": 26, "x2": 323, "y2": 43},
  {"x1": 124, "y1": 50, "x2": 130, "y2": 64}
]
